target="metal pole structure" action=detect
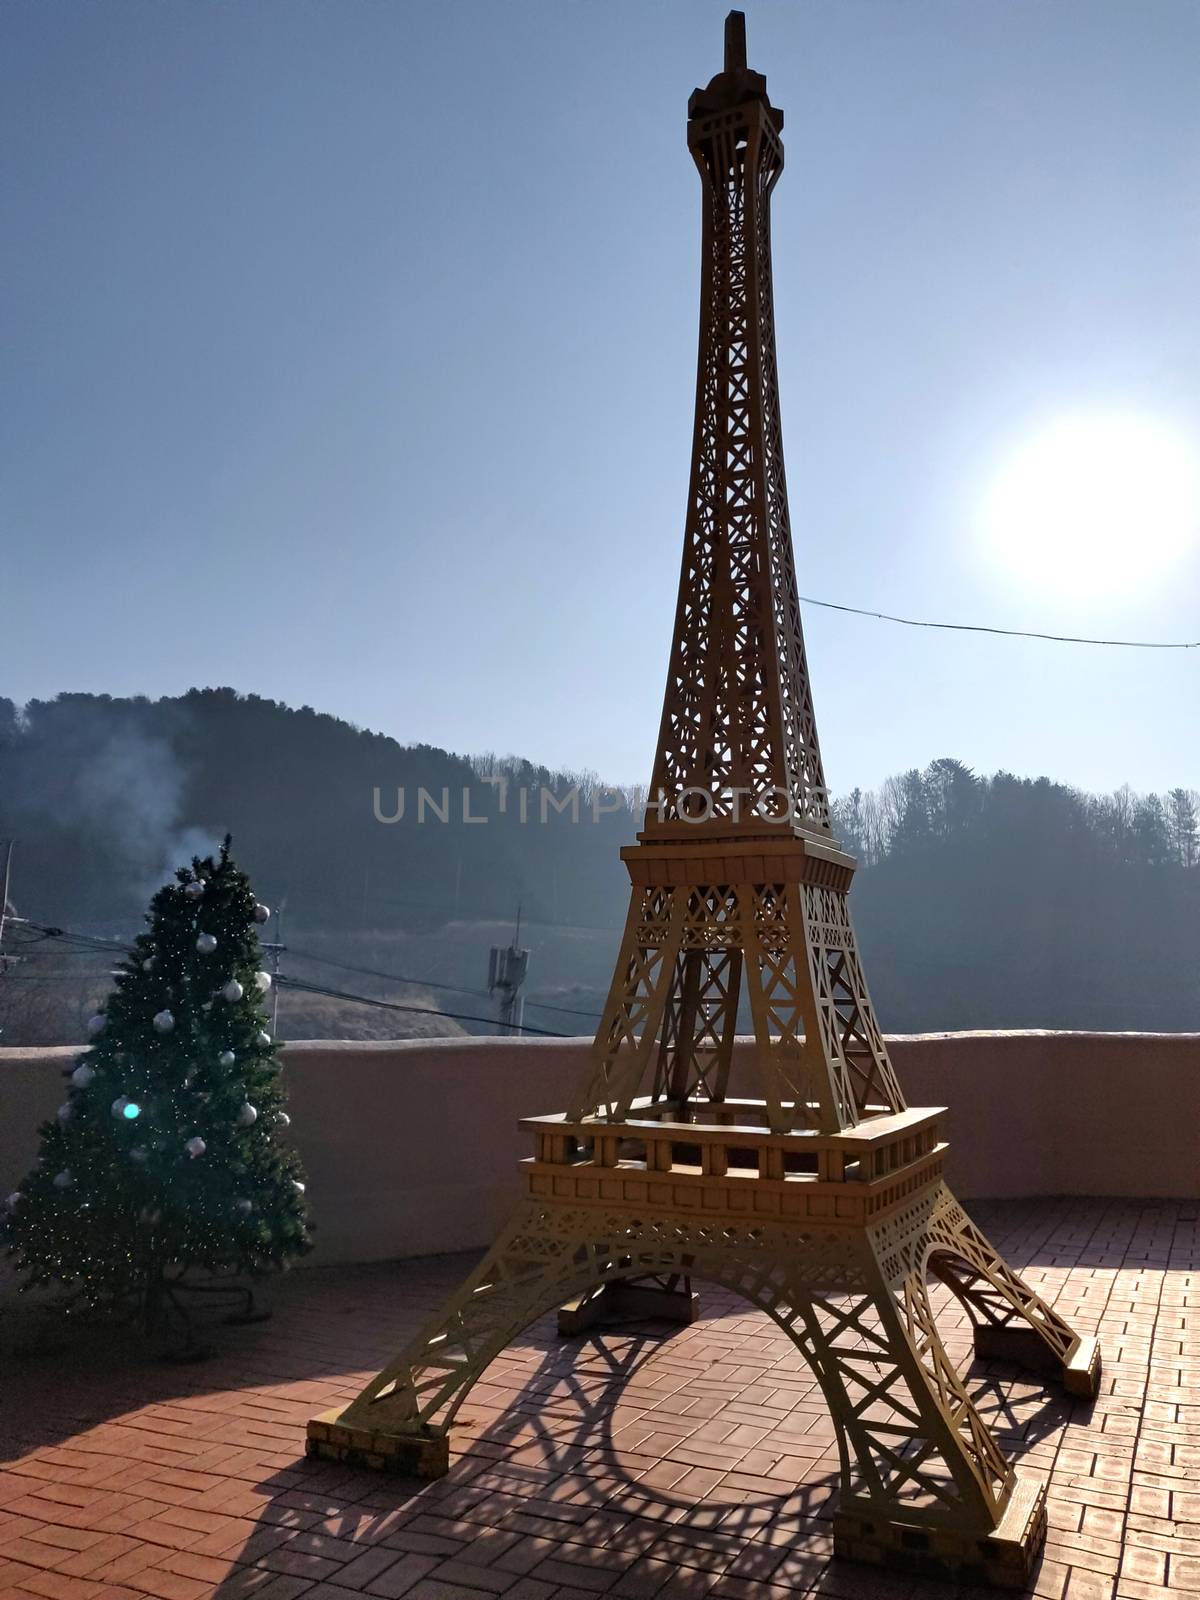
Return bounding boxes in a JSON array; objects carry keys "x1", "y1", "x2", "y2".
[
  {"x1": 0, "y1": 840, "x2": 12, "y2": 964},
  {"x1": 0, "y1": 841, "x2": 13, "y2": 1040},
  {"x1": 271, "y1": 903, "x2": 284, "y2": 1037},
  {"x1": 487, "y1": 902, "x2": 529, "y2": 1037}
]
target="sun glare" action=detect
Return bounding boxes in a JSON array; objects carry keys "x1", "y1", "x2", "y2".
[{"x1": 980, "y1": 413, "x2": 1200, "y2": 598}]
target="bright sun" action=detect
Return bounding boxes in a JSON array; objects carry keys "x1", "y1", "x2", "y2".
[{"x1": 981, "y1": 413, "x2": 1200, "y2": 598}]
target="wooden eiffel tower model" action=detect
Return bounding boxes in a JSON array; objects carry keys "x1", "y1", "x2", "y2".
[{"x1": 308, "y1": 14, "x2": 1100, "y2": 1585}]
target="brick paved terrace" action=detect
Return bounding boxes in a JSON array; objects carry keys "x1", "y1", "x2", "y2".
[{"x1": 0, "y1": 1197, "x2": 1196, "y2": 1600}]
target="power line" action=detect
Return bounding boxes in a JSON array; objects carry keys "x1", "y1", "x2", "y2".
[
  {"x1": 799, "y1": 596, "x2": 1200, "y2": 650},
  {"x1": 287, "y1": 946, "x2": 493, "y2": 1003},
  {"x1": 14, "y1": 922, "x2": 126, "y2": 952},
  {"x1": 13, "y1": 922, "x2": 605, "y2": 1023},
  {"x1": 276, "y1": 974, "x2": 573, "y2": 1037},
  {"x1": 286, "y1": 944, "x2": 603, "y2": 1020},
  {"x1": 13, "y1": 915, "x2": 584, "y2": 1033},
  {"x1": 519, "y1": 996, "x2": 602, "y2": 1020}
]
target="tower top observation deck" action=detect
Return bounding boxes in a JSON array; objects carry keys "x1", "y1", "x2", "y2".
[{"x1": 688, "y1": 10, "x2": 783, "y2": 128}]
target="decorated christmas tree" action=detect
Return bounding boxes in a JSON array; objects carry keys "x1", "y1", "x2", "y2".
[{"x1": 3, "y1": 839, "x2": 310, "y2": 1333}]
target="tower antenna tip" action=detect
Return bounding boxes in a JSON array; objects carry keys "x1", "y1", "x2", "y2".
[{"x1": 724, "y1": 11, "x2": 747, "y2": 74}]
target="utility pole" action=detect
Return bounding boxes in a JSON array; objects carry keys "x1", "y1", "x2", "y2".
[
  {"x1": 255, "y1": 897, "x2": 286, "y2": 1040},
  {"x1": 0, "y1": 841, "x2": 14, "y2": 1040},
  {"x1": 0, "y1": 840, "x2": 12, "y2": 966},
  {"x1": 267, "y1": 901, "x2": 285, "y2": 1038},
  {"x1": 487, "y1": 901, "x2": 529, "y2": 1036}
]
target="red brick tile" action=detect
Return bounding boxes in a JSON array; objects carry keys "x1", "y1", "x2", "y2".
[
  {"x1": 8, "y1": 1572, "x2": 108, "y2": 1600},
  {"x1": 120, "y1": 1569, "x2": 211, "y2": 1600},
  {"x1": 0, "y1": 1205, "x2": 1194, "y2": 1600},
  {"x1": 362, "y1": 1555, "x2": 441, "y2": 1599},
  {"x1": 426, "y1": 1561, "x2": 519, "y2": 1594}
]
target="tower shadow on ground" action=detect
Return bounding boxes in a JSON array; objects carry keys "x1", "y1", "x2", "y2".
[{"x1": 207, "y1": 1266, "x2": 1083, "y2": 1600}]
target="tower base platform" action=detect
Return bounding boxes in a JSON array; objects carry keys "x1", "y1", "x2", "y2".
[{"x1": 305, "y1": 1097, "x2": 1097, "y2": 1588}]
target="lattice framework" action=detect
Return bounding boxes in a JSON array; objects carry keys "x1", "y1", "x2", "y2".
[{"x1": 308, "y1": 14, "x2": 1100, "y2": 1588}]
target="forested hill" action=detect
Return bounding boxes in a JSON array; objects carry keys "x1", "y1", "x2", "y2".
[
  {"x1": 1, "y1": 691, "x2": 1198, "y2": 1037},
  {"x1": 0, "y1": 689, "x2": 638, "y2": 934},
  {"x1": 831, "y1": 761, "x2": 1200, "y2": 1033}
]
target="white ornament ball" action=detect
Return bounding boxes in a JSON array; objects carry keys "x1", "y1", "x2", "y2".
[
  {"x1": 130, "y1": 1146, "x2": 149, "y2": 1164},
  {"x1": 183, "y1": 880, "x2": 205, "y2": 900},
  {"x1": 153, "y1": 1009, "x2": 175, "y2": 1034},
  {"x1": 255, "y1": 1030, "x2": 272, "y2": 1049},
  {"x1": 236, "y1": 1102, "x2": 258, "y2": 1128},
  {"x1": 111, "y1": 1096, "x2": 129, "y2": 1118},
  {"x1": 255, "y1": 971, "x2": 272, "y2": 993},
  {"x1": 142, "y1": 957, "x2": 155, "y2": 972},
  {"x1": 222, "y1": 979, "x2": 244, "y2": 1003},
  {"x1": 275, "y1": 1111, "x2": 291, "y2": 1130},
  {"x1": 196, "y1": 933, "x2": 218, "y2": 955},
  {"x1": 185, "y1": 1136, "x2": 206, "y2": 1159},
  {"x1": 71, "y1": 1064, "x2": 95, "y2": 1088},
  {"x1": 219, "y1": 1050, "x2": 236, "y2": 1068},
  {"x1": 292, "y1": 1180, "x2": 306, "y2": 1195},
  {"x1": 57, "y1": 1102, "x2": 73, "y2": 1123},
  {"x1": 235, "y1": 1198, "x2": 253, "y2": 1214},
  {"x1": 53, "y1": 1170, "x2": 73, "y2": 1189},
  {"x1": 5, "y1": 1191, "x2": 21, "y2": 1211},
  {"x1": 253, "y1": 902, "x2": 270, "y2": 923},
  {"x1": 87, "y1": 1013, "x2": 106, "y2": 1037}
]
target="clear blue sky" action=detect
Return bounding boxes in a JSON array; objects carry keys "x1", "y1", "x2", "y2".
[{"x1": 3, "y1": 0, "x2": 1198, "y2": 795}]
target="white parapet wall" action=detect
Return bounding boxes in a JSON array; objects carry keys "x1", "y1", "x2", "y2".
[{"x1": 1, "y1": 1032, "x2": 1197, "y2": 1278}]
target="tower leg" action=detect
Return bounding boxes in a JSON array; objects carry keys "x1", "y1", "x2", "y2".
[
  {"x1": 926, "y1": 1187, "x2": 1102, "y2": 1399},
  {"x1": 798, "y1": 1247, "x2": 1044, "y2": 1587},
  {"x1": 307, "y1": 1204, "x2": 1046, "y2": 1585}
]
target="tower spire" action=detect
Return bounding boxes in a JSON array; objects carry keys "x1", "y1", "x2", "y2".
[
  {"x1": 656, "y1": 7, "x2": 816, "y2": 842},
  {"x1": 724, "y1": 9, "x2": 747, "y2": 74}
]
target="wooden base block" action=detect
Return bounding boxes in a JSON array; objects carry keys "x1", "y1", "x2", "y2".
[
  {"x1": 557, "y1": 1279, "x2": 700, "y2": 1336},
  {"x1": 833, "y1": 1471, "x2": 1047, "y2": 1589},
  {"x1": 973, "y1": 1325, "x2": 1102, "y2": 1399},
  {"x1": 1063, "y1": 1334, "x2": 1102, "y2": 1398},
  {"x1": 305, "y1": 1408, "x2": 449, "y2": 1477}
]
